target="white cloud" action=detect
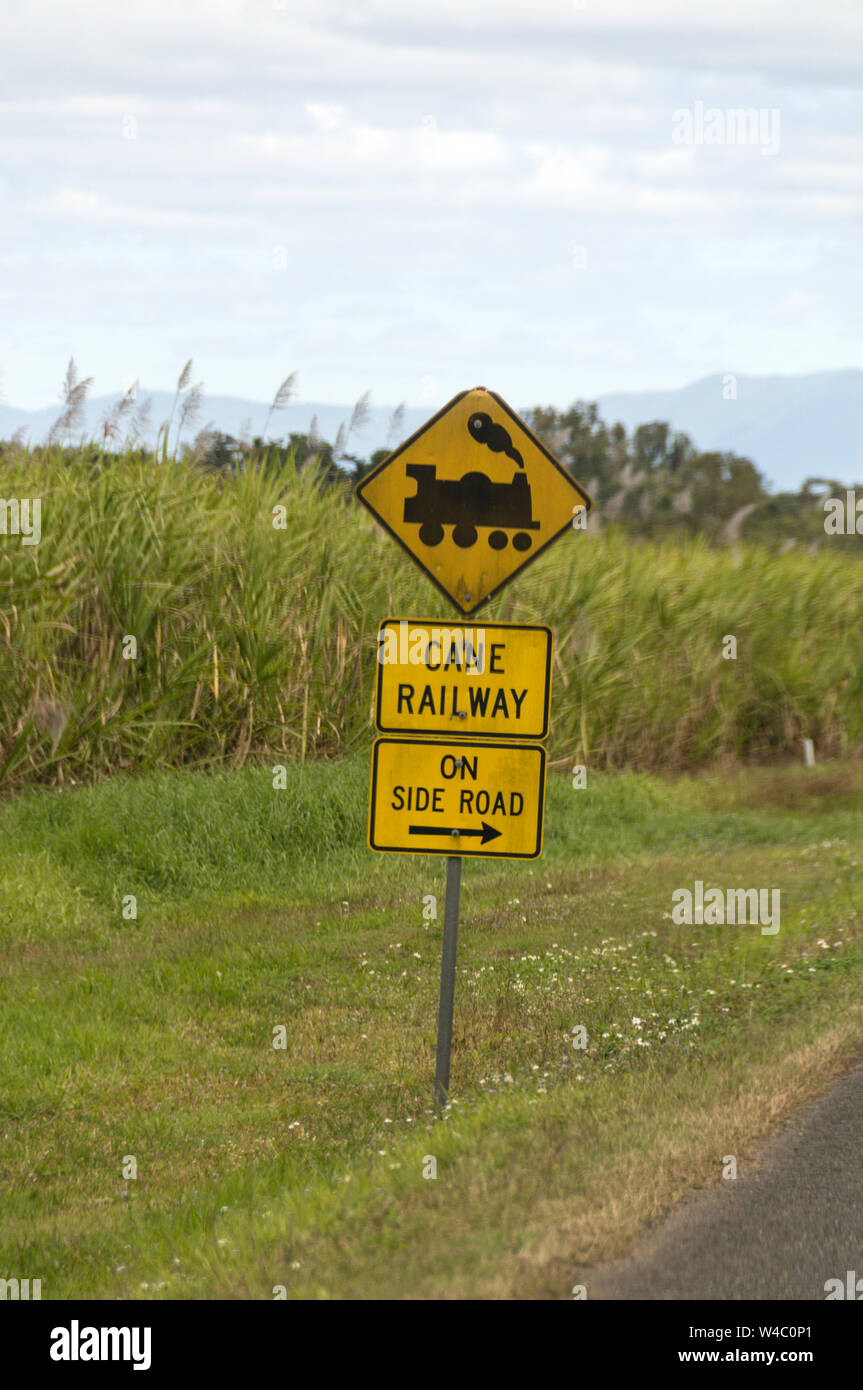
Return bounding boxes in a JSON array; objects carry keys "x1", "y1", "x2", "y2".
[
  {"x1": 48, "y1": 189, "x2": 204, "y2": 229},
  {"x1": 231, "y1": 115, "x2": 514, "y2": 178},
  {"x1": 306, "y1": 103, "x2": 350, "y2": 131},
  {"x1": 634, "y1": 146, "x2": 696, "y2": 178}
]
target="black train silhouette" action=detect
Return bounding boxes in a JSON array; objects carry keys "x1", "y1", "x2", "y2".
[{"x1": 402, "y1": 413, "x2": 538, "y2": 551}]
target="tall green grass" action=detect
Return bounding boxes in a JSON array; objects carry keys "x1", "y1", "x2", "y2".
[{"x1": 2, "y1": 446, "x2": 862, "y2": 791}]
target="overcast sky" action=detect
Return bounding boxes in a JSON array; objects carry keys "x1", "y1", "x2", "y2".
[{"x1": 2, "y1": 0, "x2": 862, "y2": 411}]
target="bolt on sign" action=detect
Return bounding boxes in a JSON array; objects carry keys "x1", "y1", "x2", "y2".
[
  {"x1": 375, "y1": 619, "x2": 553, "y2": 740},
  {"x1": 355, "y1": 386, "x2": 592, "y2": 614},
  {"x1": 368, "y1": 738, "x2": 546, "y2": 859}
]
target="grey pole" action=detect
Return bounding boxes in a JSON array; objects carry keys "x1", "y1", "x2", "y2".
[{"x1": 434, "y1": 854, "x2": 462, "y2": 1110}]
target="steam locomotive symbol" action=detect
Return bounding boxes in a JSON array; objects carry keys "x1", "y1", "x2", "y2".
[
  {"x1": 402, "y1": 414, "x2": 540, "y2": 551},
  {"x1": 404, "y1": 464, "x2": 540, "y2": 550}
]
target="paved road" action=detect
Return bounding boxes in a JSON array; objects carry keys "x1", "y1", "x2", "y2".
[{"x1": 578, "y1": 1060, "x2": 863, "y2": 1300}]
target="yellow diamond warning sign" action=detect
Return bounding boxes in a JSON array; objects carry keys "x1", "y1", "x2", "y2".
[
  {"x1": 355, "y1": 387, "x2": 591, "y2": 614},
  {"x1": 368, "y1": 737, "x2": 546, "y2": 859},
  {"x1": 375, "y1": 619, "x2": 552, "y2": 740}
]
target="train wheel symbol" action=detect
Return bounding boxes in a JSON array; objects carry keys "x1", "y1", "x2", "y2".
[
  {"x1": 452, "y1": 523, "x2": 477, "y2": 549},
  {"x1": 488, "y1": 530, "x2": 532, "y2": 551},
  {"x1": 419, "y1": 521, "x2": 444, "y2": 546}
]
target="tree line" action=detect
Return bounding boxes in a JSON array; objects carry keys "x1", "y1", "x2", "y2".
[{"x1": 1, "y1": 358, "x2": 856, "y2": 548}]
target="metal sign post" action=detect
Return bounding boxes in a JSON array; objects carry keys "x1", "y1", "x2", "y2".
[{"x1": 434, "y1": 854, "x2": 462, "y2": 1110}]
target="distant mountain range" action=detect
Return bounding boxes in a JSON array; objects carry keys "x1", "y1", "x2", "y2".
[
  {"x1": 595, "y1": 371, "x2": 863, "y2": 491},
  {"x1": 2, "y1": 370, "x2": 860, "y2": 491}
]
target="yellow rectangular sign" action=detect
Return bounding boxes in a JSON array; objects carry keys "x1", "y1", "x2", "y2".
[
  {"x1": 375, "y1": 619, "x2": 552, "y2": 740},
  {"x1": 368, "y1": 737, "x2": 546, "y2": 859}
]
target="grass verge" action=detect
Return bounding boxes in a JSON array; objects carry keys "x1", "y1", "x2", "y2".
[{"x1": 2, "y1": 757, "x2": 863, "y2": 1297}]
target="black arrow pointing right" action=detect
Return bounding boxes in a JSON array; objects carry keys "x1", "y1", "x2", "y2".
[{"x1": 409, "y1": 821, "x2": 502, "y2": 846}]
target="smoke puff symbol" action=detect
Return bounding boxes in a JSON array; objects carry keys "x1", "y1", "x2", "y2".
[{"x1": 467, "y1": 412, "x2": 524, "y2": 469}]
